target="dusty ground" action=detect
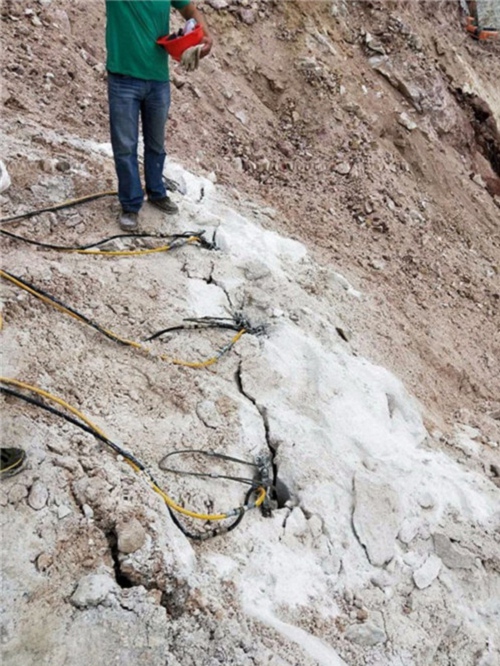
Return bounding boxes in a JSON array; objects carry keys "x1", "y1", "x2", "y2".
[{"x1": 1, "y1": 1, "x2": 500, "y2": 665}]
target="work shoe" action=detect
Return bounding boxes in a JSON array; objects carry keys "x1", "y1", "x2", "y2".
[
  {"x1": 148, "y1": 196, "x2": 179, "y2": 215},
  {"x1": 118, "y1": 210, "x2": 139, "y2": 232},
  {"x1": 0, "y1": 447, "x2": 26, "y2": 478}
]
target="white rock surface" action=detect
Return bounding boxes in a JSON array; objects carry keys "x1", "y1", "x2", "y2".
[
  {"x1": 0, "y1": 160, "x2": 11, "y2": 193},
  {"x1": 352, "y1": 472, "x2": 401, "y2": 567}
]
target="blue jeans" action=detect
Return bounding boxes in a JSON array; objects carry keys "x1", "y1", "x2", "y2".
[{"x1": 108, "y1": 73, "x2": 170, "y2": 212}]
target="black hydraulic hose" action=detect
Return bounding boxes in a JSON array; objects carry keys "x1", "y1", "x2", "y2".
[
  {"x1": 0, "y1": 192, "x2": 116, "y2": 225},
  {"x1": 0, "y1": 386, "x2": 145, "y2": 469},
  {"x1": 0, "y1": 228, "x2": 198, "y2": 252}
]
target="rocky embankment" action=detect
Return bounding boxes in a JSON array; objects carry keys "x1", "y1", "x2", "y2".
[{"x1": 1, "y1": 2, "x2": 500, "y2": 665}]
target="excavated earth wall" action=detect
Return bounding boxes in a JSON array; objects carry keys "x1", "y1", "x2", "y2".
[{"x1": 1, "y1": 2, "x2": 500, "y2": 666}]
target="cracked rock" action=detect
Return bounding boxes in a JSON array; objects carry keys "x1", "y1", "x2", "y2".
[
  {"x1": 70, "y1": 573, "x2": 116, "y2": 609},
  {"x1": 353, "y1": 472, "x2": 401, "y2": 566}
]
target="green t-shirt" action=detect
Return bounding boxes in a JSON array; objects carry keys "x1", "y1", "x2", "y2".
[{"x1": 106, "y1": 0, "x2": 191, "y2": 81}]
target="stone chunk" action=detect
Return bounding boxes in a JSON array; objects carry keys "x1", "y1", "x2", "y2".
[
  {"x1": 28, "y1": 481, "x2": 49, "y2": 510},
  {"x1": 206, "y1": 0, "x2": 228, "y2": 8},
  {"x1": 352, "y1": 472, "x2": 401, "y2": 567},
  {"x1": 195, "y1": 400, "x2": 223, "y2": 429},
  {"x1": 57, "y1": 504, "x2": 72, "y2": 519},
  {"x1": 234, "y1": 110, "x2": 248, "y2": 125},
  {"x1": 417, "y1": 492, "x2": 435, "y2": 509},
  {"x1": 36, "y1": 552, "x2": 53, "y2": 572},
  {"x1": 413, "y1": 554, "x2": 442, "y2": 589},
  {"x1": 238, "y1": 8, "x2": 256, "y2": 25},
  {"x1": 277, "y1": 141, "x2": 294, "y2": 158},
  {"x1": 433, "y1": 533, "x2": 475, "y2": 570},
  {"x1": 51, "y1": 9, "x2": 71, "y2": 34},
  {"x1": 333, "y1": 161, "x2": 352, "y2": 175},
  {"x1": 471, "y1": 173, "x2": 487, "y2": 189},
  {"x1": 364, "y1": 32, "x2": 386, "y2": 55},
  {"x1": 242, "y1": 261, "x2": 271, "y2": 282},
  {"x1": 70, "y1": 574, "x2": 116, "y2": 609},
  {"x1": 116, "y1": 517, "x2": 147, "y2": 555},
  {"x1": 345, "y1": 622, "x2": 387, "y2": 646},
  {"x1": 398, "y1": 518, "x2": 419, "y2": 544},
  {"x1": 8, "y1": 483, "x2": 28, "y2": 504},
  {"x1": 369, "y1": 56, "x2": 423, "y2": 111},
  {"x1": 398, "y1": 112, "x2": 417, "y2": 131}
]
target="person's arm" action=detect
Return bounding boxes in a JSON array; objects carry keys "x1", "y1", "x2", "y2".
[{"x1": 177, "y1": 2, "x2": 213, "y2": 57}]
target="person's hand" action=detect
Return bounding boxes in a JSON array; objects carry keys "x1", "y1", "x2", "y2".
[{"x1": 200, "y1": 33, "x2": 213, "y2": 58}]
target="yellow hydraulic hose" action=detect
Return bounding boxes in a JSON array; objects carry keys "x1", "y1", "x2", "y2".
[
  {"x1": 64, "y1": 236, "x2": 201, "y2": 257},
  {"x1": 162, "y1": 328, "x2": 246, "y2": 369},
  {"x1": 0, "y1": 269, "x2": 141, "y2": 348},
  {"x1": 0, "y1": 378, "x2": 266, "y2": 520},
  {"x1": 0, "y1": 270, "x2": 246, "y2": 368}
]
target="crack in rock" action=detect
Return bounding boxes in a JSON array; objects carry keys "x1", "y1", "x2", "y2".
[
  {"x1": 105, "y1": 529, "x2": 135, "y2": 590},
  {"x1": 209, "y1": 275, "x2": 234, "y2": 311},
  {"x1": 234, "y1": 360, "x2": 282, "y2": 509},
  {"x1": 235, "y1": 361, "x2": 274, "y2": 454}
]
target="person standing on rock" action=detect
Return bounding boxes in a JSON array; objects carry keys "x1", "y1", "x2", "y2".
[{"x1": 105, "y1": 1, "x2": 212, "y2": 231}]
